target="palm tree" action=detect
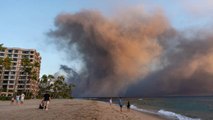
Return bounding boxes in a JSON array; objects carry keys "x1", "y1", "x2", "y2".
[
  {"x1": 47, "y1": 75, "x2": 54, "y2": 82},
  {"x1": 52, "y1": 76, "x2": 64, "y2": 98},
  {"x1": 0, "y1": 58, "x2": 3, "y2": 93},
  {"x1": 0, "y1": 44, "x2": 12, "y2": 94},
  {"x1": 0, "y1": 44, "x2": 5, "y2": 51},
  {"x1": 0, "y1": 44, "x2": 5, "y2": 93},
  {"x1": 38, "y1": 74, "x2": 75, "y2": 98},
  {"x1": 0, "y1": 57, "x2": 12, "y2": 94},
  {"x1": 19, "y1": 58, "x2": 40, "y2": 97}
]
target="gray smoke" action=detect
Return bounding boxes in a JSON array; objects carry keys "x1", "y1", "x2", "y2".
[{"x1": 49, "y1": 10, "x2": 213, "y2": 97}]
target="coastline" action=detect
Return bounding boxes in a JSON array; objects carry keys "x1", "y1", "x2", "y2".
[{"x1": 0, "y1": 99, "x2": 165, "y2": 120}]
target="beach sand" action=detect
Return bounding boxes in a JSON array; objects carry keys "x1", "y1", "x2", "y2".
[{"x1": 0, "y1": 99, "x2": 165, "y2": 120}]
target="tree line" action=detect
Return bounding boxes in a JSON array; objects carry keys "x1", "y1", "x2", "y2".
[
  {"x1": 38, "y1": 74, "x2": 75, "y2": 99},
  {"x1": 0, "y1": 44, "x2": 74, "y2": 99}
]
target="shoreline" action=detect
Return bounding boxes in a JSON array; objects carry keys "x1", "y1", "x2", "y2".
[{"x1": 0, "y1": 99, "x2": 166, "y2": 120}]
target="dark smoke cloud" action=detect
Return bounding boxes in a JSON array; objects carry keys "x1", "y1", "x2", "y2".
[
  {"x1": 126, "y1": 31, "x2": 213, "y2": 96},
  {"x1": 60, "y1": 65, "x2": 79, "y2": 84},
  {"x1": 49, "y1": 10, "x2": 213, "y2": 97}
]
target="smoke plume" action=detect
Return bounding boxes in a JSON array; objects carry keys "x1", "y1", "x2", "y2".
[{"x1": 49, "y1": 10, "x2": 213, "y2": 97}]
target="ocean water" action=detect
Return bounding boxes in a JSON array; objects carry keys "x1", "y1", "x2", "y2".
[{"x1": 95, "y1": 96, "x2": 213, "y2": 120}]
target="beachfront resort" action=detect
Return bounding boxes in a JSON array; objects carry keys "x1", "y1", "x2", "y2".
[{"x1": 0, "y1": 46, "x2": 41, "y2": 97}]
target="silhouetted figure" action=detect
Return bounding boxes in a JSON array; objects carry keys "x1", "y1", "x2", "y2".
[
  {"x1": 119, "y1": 98, "x2": 123, "y2": 112},
  {"x1": 127, "y1": 101, "x2": 130, "y2": 111},
  {"x1": 43, "y1": 91, "x2": 51, "y2": 111}
]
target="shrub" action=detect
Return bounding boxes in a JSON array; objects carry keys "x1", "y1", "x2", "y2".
[{"x1": 0, "y1": 96, "x2": 11, "y2": 101}]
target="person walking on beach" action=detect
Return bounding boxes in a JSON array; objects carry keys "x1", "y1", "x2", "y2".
[
  {"x1": 119, "y1": 98, "x2": 123, "y2": 112},
  {"x1": 43, "y1": 91, "x2": 51, "y2": 111},
  {"x1": 127, "y1": 101, "x2": 130, "y2": 111},
  {"x1": 16, "y1": 94, "x2": 20, "y2": 105},
  {"x1": 20, "y1": 93, "x2": 25, "y2": 105},
  {"x1": 109, "y1": 98, "x2": 112, "y2": 106}
]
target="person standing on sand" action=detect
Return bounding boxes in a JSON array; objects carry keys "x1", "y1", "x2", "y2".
[
  {"x1": 109, "y1": 98, "x2": 112, "y2": 106},
  {"x1": 20, "y1": 93, "x2": 25, "y2": 105},
  {"x1": 127, "y1": 101, "x2": 130, "y2": 111},
  {"x1": 16, "y1": 94, "x2": 20, "y2": 105},
  {"x1": 119, "y1": 98, "x2": 123, "y2": 112},
  {"x1": 43, "y1": 91, "x2": 51, "y2": 111}
]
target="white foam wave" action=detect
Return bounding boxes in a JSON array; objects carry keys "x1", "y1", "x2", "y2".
[
  {"x1": 158, "y1": 110, "x2": 201, "y2": 120},
  {"x1": 131, "y1": 105, "x2": 156, "y2": 114},
  {"x1": 130, "y1": 105, "x2": 201, "y2": 120}
]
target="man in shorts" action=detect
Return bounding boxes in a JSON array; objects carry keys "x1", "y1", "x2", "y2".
[{"x1": 43, "y1": 91, "x2": 51, "y2": 111}]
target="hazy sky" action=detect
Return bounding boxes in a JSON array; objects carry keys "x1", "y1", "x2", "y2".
[{"x1": 0, "y1": 0, "x2": 212, "y2": 75}]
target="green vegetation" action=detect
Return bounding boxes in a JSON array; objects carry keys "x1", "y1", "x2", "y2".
[
  {"x1": 38, "y1": 74, "x2": 74, "y2": 99},
  {"x1": 0, "y1": 44, "x2": 12, "y2": 94},
  {"x1": 17, "y1": 58, "x2": 40, "y2": 98},
  {"x1": 21, "y1": 58, "x2": 40, "y2": 81},
  {"x1": 0, "y1": 96, "x2": 11, "y2": 101}
]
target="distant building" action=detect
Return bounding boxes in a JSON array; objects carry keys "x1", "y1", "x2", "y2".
[{"x1": 0, "y1": 47, "x2": 41, "y2": 97}]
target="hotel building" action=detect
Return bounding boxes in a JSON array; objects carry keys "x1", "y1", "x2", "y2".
[{"x1": 0, "y1": 47, "x2": 41, "y2": 97}]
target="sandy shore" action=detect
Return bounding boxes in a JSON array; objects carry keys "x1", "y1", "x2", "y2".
[{"x1": 0, "y1": 99, "x2": 165, "y2": 120}]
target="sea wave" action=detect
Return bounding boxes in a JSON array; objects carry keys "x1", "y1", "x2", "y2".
[
  {"x1": 131, "y1": 105, "x2": 201, "y2": 120},
  {"x1": 158, "y1": 109, "x2": 201, "y2": 120}
]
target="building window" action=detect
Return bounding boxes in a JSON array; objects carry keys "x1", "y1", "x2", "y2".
[
  {"x1": 8, "y1": 54, "x2": 12, "y2": 57},
  {"x1": 22, "y1": 51, "x2": 29, "y2": 54},
  {"x1": 13, "y1": 58, "x2": 17, "y2": 61},
  {"x1": 0, "y1": 53, "x2": 4, "y2": 56},
  {"x1": 9, "y1": 85, "x2": 13, "y2": 88},
  {"x1": 18, "y1": 81, "x2": 25, "y2": 84},
  {"x1": 8, "y1": 49, "x2": 13, "y2": 53},
  {"x1": 13, "y1": 63, "x2": 17, "y2": 66},
  {"x1": 13, "y1": 54, "x2": 18, "y2": 57},
  {"x1": 9, "y1": 81, "x2": 14, "y2": 83},
  {"x1": 4, "y1": 76, "x2": 9, "y2": 79},
  {"x1": 11, "y1": 71, "x2": 16, "y2": 74},
  {"x1": 14, "y1": 50, "x2": 19, "y2": 53},
  {"x1": 3, "y1": 80, "x2": 8, "y2": 83},
  {"x1": 18, "y1": 85, "x2": 24, "y2": 88},
  {"x1": 19, "y1": 76, "x2": 26, "y2": 79},
  {"x1": 10, "y1": 76, "x2": 15, "y2": 79},
  {"x1": 20, "y1": 72, "x2": 25, "y2": 75},
  {"x1": 8, "y1": 91, "x2": 13, "y2": 93},
  {"x1": 4, "y1": 71, "x2": 9, "y2": 74}
]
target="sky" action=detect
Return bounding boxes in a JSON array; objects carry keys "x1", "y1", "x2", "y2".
[{"x1": 0, "y1": 0, "x2": 212, "y2": 76}]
